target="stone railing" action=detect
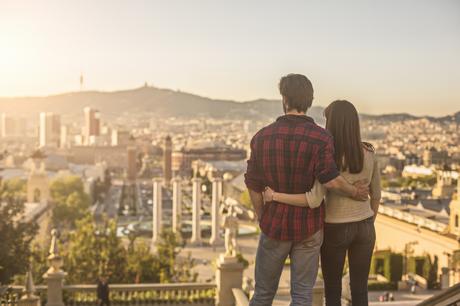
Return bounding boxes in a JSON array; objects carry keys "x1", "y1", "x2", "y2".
[
  {"x1": 378, "y1": 204, "x2": 447, "y2": 232},
  {"x1": 5, "y1": 283, "x2": 215, "y2": 306},
  {"x1": 63, "y1": 283, "x2": 216, "y2": 306},
  {"x1": 417, "y1": 282, "x2": 460, "y2": 306}
]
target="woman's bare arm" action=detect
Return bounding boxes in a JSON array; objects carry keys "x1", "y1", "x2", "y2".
[
  {"x1": 370, "y1": 158, "x2": 382, "y2": 219},
  {"x1": 263, "y1": 180, "x2": 326, "y2": 208}
]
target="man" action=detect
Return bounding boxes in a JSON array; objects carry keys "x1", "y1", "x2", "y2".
[
  {"x1": 97, "y1": 275, "x2": 110, "y2": 306},
  {"x1": 245, "y1": 74, "x2": 369, "y2": 305}
]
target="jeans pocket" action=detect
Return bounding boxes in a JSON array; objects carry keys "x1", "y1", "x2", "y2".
[
  {"x1": 261, "y1": 233, "x2": 280, "y2": 250},
  {"x1": 300, "y1": 229, "x2": 324, "y2": 249}
]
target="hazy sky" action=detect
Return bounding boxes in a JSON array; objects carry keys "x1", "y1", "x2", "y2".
[{"x1": 0, "y1": 0, "x2": 459, "y2": 115}]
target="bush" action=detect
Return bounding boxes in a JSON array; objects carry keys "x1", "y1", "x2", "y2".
[{"x1": 368, "y1": 281, "x2": 397, "y2": 291}]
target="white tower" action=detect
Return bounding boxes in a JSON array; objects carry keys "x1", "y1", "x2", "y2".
[
  {"x1": 151, "y1": 178, "x2": 163, "y2": 247},
  {"x1": 190, "y1": 178, "x2": 202, "y2": 245},
  {"x1": 209, "y1": 178, "x2": 223, "y2": 245},
  {"x1": 171, "y1": 177, "x2": 182, "y2": 233}
]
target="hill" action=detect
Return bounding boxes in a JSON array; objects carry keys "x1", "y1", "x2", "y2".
[{"x1": 0, "y1": 86, "x2": 457, "y2": 123}]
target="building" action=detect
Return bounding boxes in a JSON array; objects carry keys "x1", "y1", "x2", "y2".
[
  {"x1": 83, "y1": 107, "x2": 101, "y2": 145},
  {"x1": 39, "y1": 112, "x2": 61, "y2": 148},
  {"x1": 172, "y1": 144, "x2": 247, "y2": 174},
  {"x1": 68, "y1": 145, "x2": 127, "y2": 168},
  {"x1": 1, "y1": 113, "x2": 27, "y2": 138},
  {"x1": 163, "y1": 135, "x2": 172, "y2": 184},
  {"x1": 432, "y1": 169, "x2": 457, "y2": 199},
  {"x1": 375, "y1": 177, "x2": 460, "y2": 286},
  {"x1": 423, "y1": 148, "x2": 449, "y2": 167},
  {"x1": 449, "y1": 179, "x2": 460, "y2": 237},
  {"x1": 127, "y1": 146, "x2": 138, "y2": 181},
  {"x1": 111, "y1": 129, "x2": 130, "y2": 146}
]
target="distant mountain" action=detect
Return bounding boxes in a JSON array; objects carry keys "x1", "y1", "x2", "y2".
[{"x1": 0, "y1": 86, "x2": 457, "y2": 123}]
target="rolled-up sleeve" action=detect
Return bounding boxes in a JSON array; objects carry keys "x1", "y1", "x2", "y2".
[
  {"x1": 244, "y1": 136, "x2": 265, "y2": 193},
  {"x1": 314, "y1": 136, "x2": 340, "y2": 184}
]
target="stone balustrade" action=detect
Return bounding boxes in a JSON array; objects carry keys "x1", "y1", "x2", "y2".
[
  {"x1": 378, "y1": 205, "x2": 447, "y2": 232},
  {"x1": 6, "y1": 283, "x2": 215, "y2": 306}
]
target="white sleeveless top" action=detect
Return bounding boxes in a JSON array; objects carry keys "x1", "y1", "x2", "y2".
[{"x1": 306, "y1": 149, "x2": 381, "y2": 223}]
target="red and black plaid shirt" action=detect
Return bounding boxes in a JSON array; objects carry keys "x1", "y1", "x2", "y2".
[{"x1": 245, "y1": 114, "x2": 339, "y2": 241}]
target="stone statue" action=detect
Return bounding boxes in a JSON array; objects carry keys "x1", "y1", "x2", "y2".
[{"x1": 223, "y1": 204, "x2": 239, "y2": 257}]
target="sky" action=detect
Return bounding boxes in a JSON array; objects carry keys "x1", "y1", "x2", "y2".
[{"x1": 0, "y1": 0, "x2": 459, "y2": 115}]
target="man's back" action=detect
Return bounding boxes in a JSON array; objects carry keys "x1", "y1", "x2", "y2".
[{"x1": 245, "y1": 114, "x2": 339, "y2": 241}]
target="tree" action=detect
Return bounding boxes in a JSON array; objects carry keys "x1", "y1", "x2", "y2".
[
  {"x1": 126, "y1": 242, "x2": 158, "y2": 283},
  {"x1": 155, "y1": 230, "x2": 180, "y2": 283},
  {"x1": 0, "y1": 185, "x2": 38, "y2": 284},
  {"x1": 50, "y1": 177, "x2": 90, "y2": 228},
  {"x1": 239, "y1": 189, "x2": 252, "y2": 210},
  {"x1": 1, "y1": 179, "x2": 26, "y2": 199},
  {"x1": 155, "y1": 230, "x2": 197, "y2": 283},
  {"x1": 425, "y1": 254, "x2": 439, "y2": 289},
  {"x1": 65, "y1": 215, "x2": 127, "y2": 284},
  {"x1": 12, "y1": 244, "x2": 48, "y2": 285}
]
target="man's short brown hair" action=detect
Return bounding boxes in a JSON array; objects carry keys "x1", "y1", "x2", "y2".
[{"x1": 279, "y1": 74, "x2": 314, "y2": 113}]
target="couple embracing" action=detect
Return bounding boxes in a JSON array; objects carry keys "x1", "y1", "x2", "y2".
[{"x1": 244, "y1": 74, "x2": 381, "y2": 306}]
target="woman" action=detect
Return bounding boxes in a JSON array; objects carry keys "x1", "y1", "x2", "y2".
[{"x1": 263, "y1": 100, "x2": 381, "y2": 306}]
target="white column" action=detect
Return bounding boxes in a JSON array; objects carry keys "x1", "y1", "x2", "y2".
[
  {"x1": 152, "y1": 178, "x2": 163, "y2": 246},
  {"x1": 172, "y1": 177, "x2": 182, "y2": 233},
  {"x1": 190, "y1": 178, "x2": 202, "y2": 245},
  {"x1": 210, "y1": 177, "x2": 223, "y2": 245}
]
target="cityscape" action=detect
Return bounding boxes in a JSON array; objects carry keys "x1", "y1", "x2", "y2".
[
  {"x1": 1, "y1": 1, "x2": 460, "y2": 306},
  {"x1": 0, "y1": 84, "x2": 459, "y2": 305}
]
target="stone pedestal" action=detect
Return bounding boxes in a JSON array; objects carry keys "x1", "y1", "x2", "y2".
[
  {"x1": 190, "y1": 178, "x2": 202, "y2": 245},
  {"x1": 209, "y1": 178, "x2": 223, "y2": 245},
  {"x1": 216, "y1": 255, "x2": 244, "y2": 306},
  {"x1": 441, "y1": 267, "x2": 450, "y2": 289},
  {"x1": 43, "y1": 271, "x2": 66, "y2": 306},
  {"x1": 18, "y1": 295, "x2": 41, "y2": 306},
  {"x1": 152, "y1": 178, "x2": 163, "y2": 247}
]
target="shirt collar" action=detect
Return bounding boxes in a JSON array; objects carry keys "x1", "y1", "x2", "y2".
[{"x1": 276, "y1": 114, "x2": 315, "y2": 124}]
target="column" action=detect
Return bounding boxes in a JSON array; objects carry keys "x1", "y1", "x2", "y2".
[
  {"x1": 190, "y1": 178, "x2": 202, "y2": 245},
  {"x1": 209, "y1": 177, "x2": 223, "y2": 245},
  {"x1": 171, "y1": 177, "x2": 182, "y2": 233},
  {"x1": 152, "y1": 178, "x2": 163, "y2": 246}
]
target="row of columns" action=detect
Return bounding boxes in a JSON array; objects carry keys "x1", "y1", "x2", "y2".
[{"x1": 151, "y1": 176, "x2": 223, "y2": 246}]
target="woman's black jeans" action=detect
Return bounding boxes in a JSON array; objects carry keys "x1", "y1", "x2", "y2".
[{"x1": 321, "y1": 217, "x2": 376, "y2": 306}]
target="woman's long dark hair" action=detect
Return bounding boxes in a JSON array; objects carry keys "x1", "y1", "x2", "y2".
[{"x1": 324, "y1": 100, "x2": 364, "y2": 174}]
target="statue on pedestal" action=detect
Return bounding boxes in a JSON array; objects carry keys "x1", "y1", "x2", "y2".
[{"x1": 223, "y1": 204, "x2": 239, "y2": 257}]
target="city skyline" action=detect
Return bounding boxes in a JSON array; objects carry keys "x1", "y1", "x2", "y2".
[{"x1": 0, "y1": 0, "x2": 459, "y2": 116}]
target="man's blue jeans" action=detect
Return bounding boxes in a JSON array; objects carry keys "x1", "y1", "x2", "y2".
[{"x1": 250, "y1": 230, "x2": 323, "y2": 306}]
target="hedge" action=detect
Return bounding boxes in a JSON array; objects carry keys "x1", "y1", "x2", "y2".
[{"x1": 370, "y1": 250, "x2": 403, "y2": 284}]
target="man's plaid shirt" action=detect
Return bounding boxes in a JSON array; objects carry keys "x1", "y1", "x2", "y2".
[{"x1": 245, "y1": 114, "x2": 340, "y2": 241}]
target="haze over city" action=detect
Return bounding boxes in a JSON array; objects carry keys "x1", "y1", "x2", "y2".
[{"x1": 1, "y1": 0, "x2": 459, "y2": 115}]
